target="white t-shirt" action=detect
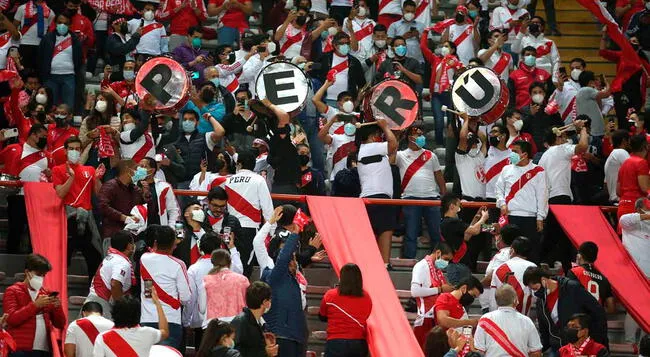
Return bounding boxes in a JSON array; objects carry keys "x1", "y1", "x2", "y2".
[
  {"x1": 93, "y1": 326, "x2": 161, "y2": 357},
  {"x1": 326, "y1": 53, "x2": 350, "y2": 101},
  {"x1": 29, "y1": 289, "x2": 49, "y2": 351},
  {"x1": 479, "y1": 247, "x2": 512, "y2": 310},
  {"x1": 277, "y1": 23, "x2": 304, "y2": 59},
  {"x1": 358, "y1": 142, "x2": 393, "y2": 198},
  {"x1": 65, "y1": 315, "x2": 114, "y2": 357},
  {"x1": 310, "y1": 0, "x2": 328, "y2": 15},
  {"x1": 448, "y1": 23, "x2": 475, "y2": 65},
  {"x1": 128, "y1": 19, "x2": 167, "y2": 55},
  {"x1": 14, "y1": 3, "x2": 55, "y2": 46},
  {"x1": 489, "y1": 256, "x2": 537, "y2": 314},
  {"x1": 342, "y1": 17, "x2": 376, "y2": 60},
  {"x1": 474, "y1": 307, "x2": 543, "y2": 357},
  {"x1": 329, "y1": 133, "x2": 356, "y2": 180},
  {"x1": 620, "y1": 213, "x2": 650, "y2": 278},
  {"x1": 455, "y1": 150, "x2": 486, "y2": 199},
  {"x1": 538, "y1": 143, "x2": 576, "y2": 199},
  {"x1": 89, "y1": 252, "x2": 133, "y2": 301},
  {"x1": 19, "y1": 143, "x2": 48, "y2": 183},
  {"x1": 396, "y1": 148, "x2": 442, "y2": 198},
  {"x1": 119, "y1": 130, "x2": 155, "y2": 161},
  {"x1": 183, "y1": 257, "x2": 213, "y2": 329},
  {"x1": 604, "y1": 148, "x2": 630, "y2": 202},
  {"x1": 477, "y1": 49, "x2": 512, "y2": 82}
]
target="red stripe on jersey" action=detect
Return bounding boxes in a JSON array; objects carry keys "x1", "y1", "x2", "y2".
[
  {"x1": 400, "y1": 150, "x2": 432, "y2": 193},
  {"x1": 159, "y1": 186, "x2": 170, "y2": 216},
  {"x1": 140, "y1": 263, "x2": 181, "y2": 309},
  {"x1": 225, "y1": 185, "x2": 262, "y2": 224},
  {"x1": 102, "y1": 330, "x2": 139, "y2": 357},
  {"x1": 505, "y1": 166, "x2": 544, "y2": 204},
  {"x1": 494, "y1": 264, "x2": 528, "y2": 314},
  {"x1": 76, "y1": 318, "x2": 100, "y2": 344},
  {"x1": 477, "y1": 318, "x2": 527, "y2": 357}
]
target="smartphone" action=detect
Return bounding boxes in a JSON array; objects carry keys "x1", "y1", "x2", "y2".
[
  {"x1": 191, "y1": 71, "x2": 200, "y2": 80},
  {"x1": 337, "y1": 114, "x2": 355, "y2": 122},
  {"x1": 392, "y1": 62, "x2": 400, "y2": 71},
  {"x1": 222, "y1": 226, "x2": 231, "y2": 245},
  {"x1": 175, "y1": 222, "x2": 184, "y2": 239},
  {"x1": 144, "y1": 279, "x2": 153, "y2": 298},
  {"x1": 258, "y1": 45, "x2": 266, "y2": 53},
  {"x1": 462, "y1": 326, "x2": 473, "y2": 337},
  {"x1": 3, "y1": 128, "x2": 18, "y2": 139},
  {"x1": 558, "y1": 67, "x2": 567, "y2": 76},
  {"x1": 48, "y1": 291, "x2": 59, "y2": 297},
  {"x1": 480, "y1": 224, "x2": 495, "y2": 233},
  {"x1": 311, "y1": 62, "x2": 322, "y2": 70}
]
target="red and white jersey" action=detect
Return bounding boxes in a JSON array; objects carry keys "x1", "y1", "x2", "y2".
[
  {"x1": 379, "y1": 0, "x2": 402, "y2": 15},
  {"x1": 545, "y1": 288, "x2": 560, "y2": 325},
  {"x1": 396, "y1": 148, "x2": 442, "y2": 198},
  {"x1": 488, "y1": 7, "x2": 529, "y2": 44},
  {"x1": 216, "y1": 57, "x2": 246, "y2": 93},
  {"x1": 182, "y1": 255, "x2": 213, "y2": 328},
  {"x1": 512, "y1": 33, "x2": 559, "y2": 81},
  {"x1": 549, "y1": 81, "x2": 580, "y2": 125},
  {"x1": 411, "y1": 256, "x2": 447, "y2": 325},
  {"x1": 483, "y1": 147, "x2": 511, "y2": 199},
  {"x1": 124, "y1": 204, "x2": 149, "y2": 235},
  {"x1": 455, "y1": 149, "x2": 486, "y2": 199},
  {"x1": 187, "y1": 228, "x2": 206, "y2": 265},
  {"x1": 495, "y1": 162, "x2": 548, "y2": 220},
  {"x1": 277, "y1": 23, "x2": 305, "y2": 59},
  {"x1": 326, "y1": 53, "x2": 350, "y2": 101},
  {"x1": 448, "y1": 23, "x2": 475, "y2": 65},
  {"x1": 408, "y1": 0, "x2": 433, "y2": 27},
  {"x1": 343, "y1": 17, "x2": 376, "y2": 56},
  {"x1": 154, "y1": 179, "x2": 180, "y2": 228},
  {"x1": 65, "y1": 315, "x2": 114, "y2": 357},
  {"x1": 477, "y1": 49, "x2": 513, "y2": 82},
  {"x1": 120, "y1": 130, "x2": 155, "y2": 163},
  {"x1": 149, "y1": 345, "x2": 183, "y2": 357},
  {"x1": 89, "y1": 248, "x2": 134, "y2": 301},
  {"x1": 479, "y1": 247, "x2": 512, "y2": 310},
  {"x1": 490, "y1": 257, "x2": 537, "y2": 315},
  {"x1": 47, "y1": 126, "x2": 79, "y2": 166},
  {"x1": 474, "y1": 307, "x2": 543, "y2": 357},
  {"x1": 324, "y1": 106, "x2": 353, "y2": 135},
  {"x1": 329, "y1": 134, "x2": 356, "y2": 181},
  {"x1": 139, "y1": 252, "x2": 192, "y2": 324},
  {"x1": 93, "y1": 326, "x2": 161, "y2": 357},
  {"x1": 224, "y1": 169, "x2": 274, "y2": 229},
  {"x1": 51, "y1": 34, "x2": 74, "y2": 75},
  {"x1": 0, "y1": 32, "x2": 20, "y2": 69},
  {"x1": 0, "y1": 143, "x2": 49, "y2": 195},
  {"x1": 128, "y1": 19, "x2": 167, "y2": 55}
]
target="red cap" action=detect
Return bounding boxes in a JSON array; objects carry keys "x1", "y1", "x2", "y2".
[{"x1": 456, "y1": 5, "x2": 468, "y2": 14}]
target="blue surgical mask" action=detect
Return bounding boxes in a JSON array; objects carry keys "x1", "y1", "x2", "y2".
[
  {"x1": 468, "y1": 10, "x2": 478, "y2": 18},
  {"x1": 338, "y1": 44, "x2": 350, "y2": 56},
  {"x1": 414, "y1": 135, "x2": 426, "y2": 148},
  {"x1": 67, "y1": 150, "x2": 80, "y2": 164},
  {"x1": 344, "y1": 122, "x2": 356, "y2": 136},
  {"x1": 192, "y1": 37, "x2": 202, "y2": 49},
  {"x1": 434, "y1": 259, "x2": 449, "y2": 270},
  {"x1": 524, "y1": 55, "x2": 536, "y2": 67},
  {"x1": 56, "y1": 24, "x2": 68, "y2": 36},
  {"x1": 123, "y1": 70, "x2": 135, "y2": 81},
  {"x1": 321, "y1": 30, "x2": 329, "y2": 40},
  {"x1": 509, "y1": 151, "x2": 521, "y2": 165},
  {"x1": 182, "y1": 120, "x2": 196, "y2": 133},
  {"x1": 131, "y1": 167, "x2": 148, "y2": 183},
  {"x1": 395, "y1": 45, "x2": 407, "y2": 57},
  {"x1": 210, "y1": 78, "x2": 220, "y2": 87}
]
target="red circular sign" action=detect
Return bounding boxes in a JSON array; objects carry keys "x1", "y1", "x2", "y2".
[
  {"x1": 362, "y1": 79, "x2": 420, "y2": 130},
  {"x1": 135, "y1": 57, "x2": 191, "y2": 113}
]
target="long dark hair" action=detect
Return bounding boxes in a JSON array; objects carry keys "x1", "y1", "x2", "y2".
[
  {"x1": 196, "y1": 319, "x2": 235, "y2": 357},
  {"x1": 338, "y1": 263, "x2": 364, "y2": 297},
  {"x1": 85, "y1": 94, "x2": 116, "y2": 131},
  {"x1": 425, "y1": 326, "x2": 450, "y2": 357}
]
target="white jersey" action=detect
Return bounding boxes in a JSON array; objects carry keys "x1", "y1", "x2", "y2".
[
  {"x1": 358, "y1": 142, "x2": 393, "y2": 198},
  {"x1": 479, "y1": 247, "x2": 512, "y2": 310},
  {"x1": 51, "y1": 34, "x2": 74, "y2": 75},
  {"x1": 604, "y1": 148, "x2": 630, "y2": 202},
  {"x1": 128, "y1": 19, "x2": 168, "y2": 55},
  {"x1": 549, "y1": 81, "x2": 580, "y2": 125},
  {"x1": 455, "y1": 151, "x2": 486, "y2": 199},
  {"x1": 343, "y1": 17, "x2": 376, "y2": 60},
  {"x1": 448, "y1": 23, "x2": 475, "y2": 65},
  {"x1": 324, "y1": 106, "x2": 350, "y2": 135},
  {"x1": 379, "y1": 0, "x2": 402, "y2": 15},
  {"x1": 183, "y1": 256, "x2": 213, "y2": 329},
  {"x1": 329, "y1": 134, "x2": 356, "y2": 181},
  {"x1": 483, "y1": 147, "x2": 511, "y2": 199},
  {"x1": 18, "y1": 143, "x2": 49, "y2": 184},
  {"x1": 396, "y1": 148, "x2": 442, "y2": 198},
  {"x1": 488, "y1": 7, "x2": 529, "y2": 44},
  {"x1": 240, "y1": 55, "x2": 268, "y2": 97},
  {"x1": 474, "y1": 307, "x2": 543, "y2": 357},
  {"x1": 216, "y1": 57, "x2": 246, "y2": 93},
  {"x1": 538, "y1": 143, "x2": 575, "y2": 200},
  {"x1": 119, "y1": 131, "x2": 155, "y2": 161},
  {"x1": 0, "y1": 32, "x2": 20, "y2": 69},
  {"x1": 14, "y1": 3, "x2": 55, "y2": 46},
  {"x1": 477, "y1": 49, "x2": 513, "y2": 82},
  {"x1": 65, "y1": 315, "x2": 114, "y2": 357},
  {"x1": 406, "y1": 0, "x2": 433, "y2": 27},
  {"x1": 139, "y1": 252, "x2": 191, "y2": 325},
  {"x1": 189, "y1": 172, "x2": 222, "y2": 200},
  {"x1": 490, "y1": 256, "x2": 537, "y2": 314},
  {"x1": 326, "y1": 53, "x2": 350, "y2": 101},
  {"x1": 620, "y1": 213, "x2": 650, "y2": 278},
  {"x1": 89, "y1": 250, "x2": 133, "y2": 301},
  {"x1": 512, "y1": 33, "x2": 560, "y2": 81},
  {"x1": 496, "y1": 162, "x2": 548, "y2": 220},
  {"x1": 277, "y1": 24, "x2": 305, "y2": 59},
  {"x1": 154, "y1": 179, "x2": 180, "y2": 228},
  {"x1": 93, "y1": 326, "x2": 161, "y2": 357},
  {"x1": 224, "y1": 169, "x2": 274, "y2": 229}
]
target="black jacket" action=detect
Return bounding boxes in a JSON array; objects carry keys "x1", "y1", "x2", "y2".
[
  {"x1": 535, "y1": 276, "x2": 608, "y2": 351},
  {"x1": 175, "y1": 131, "x2": 213, "y2": 182},
  {"x1": 106, "y1": 32, "x2": 141, "y2": 71},
  {"x1": 208, "y1": 346, "x2": 242, "y2": 357},
  {"x1": 314, "y1": 52, "x2": 366, "y2": 99},
  {"x1": 38, "y1": 31, "x2": 83, "y2": 79},
  {"x1": 521, "y1": 105, "x2": 563, "y2": 152},
  {"x1": 268, "y1": 133, "x2": 300, "y2": 185},
  {"x1": 231, "y1": 308, "x2": 268, "y2": 357},
  {"x1": 173, "y1": 211, "x2": 242, "y2": 267},
  {"x1": 157, "y1": 144, "x2": 186, "y2": 188}
]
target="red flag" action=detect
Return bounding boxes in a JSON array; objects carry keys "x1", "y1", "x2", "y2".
[
  {"x1": 293, "y1": 208, "x2": 310, "y2": 232},
  {"x1": 98, "y1": 127, "x2": 115, "y2": 159}
]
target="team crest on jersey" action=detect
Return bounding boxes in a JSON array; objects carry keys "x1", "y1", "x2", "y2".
[
  {"x1": 83, "y1": 171, "x2": 90, "y2": 179},
  {"x1": 526, "y1": 173, "x2": 531, "y2": 179},
  {"x1": 476, "y1": 166, "x2": 486, "y2": 183},
  {"x1": 120, "y1": 270, "x2": 125, "y2": 276}
]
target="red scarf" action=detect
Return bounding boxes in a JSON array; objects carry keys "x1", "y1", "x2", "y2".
[{"x1": 436, "y1": 55, "x2": 463, "y2": 92}]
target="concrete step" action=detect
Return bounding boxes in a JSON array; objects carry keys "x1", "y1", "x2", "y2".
[
  {"x1": 550, "y1": 35, "x2": 601, "y2": 49},
  {"x1": 554, "y1": 23, "x2": 603, "y2": 35},
  {"x1": 537, "y1": 1, "x2": 589, "y2": 11},
  {"x1": 555, "y1": 10, "x2": 597, "y2": 23}
]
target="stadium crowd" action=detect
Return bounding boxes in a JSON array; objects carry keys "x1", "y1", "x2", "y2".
[{"x1": 0, "y1": 0, "x2": 649, "y2": 356}]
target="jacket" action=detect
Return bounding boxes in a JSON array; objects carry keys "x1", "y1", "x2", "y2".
[
  {"x1": 535, "y1": 277, "x2": 608, "y2": 351},
  {"x1": 507, "y1": 63, "x2": 552, "y2": 109},
  {"x1": 157, "y1": 144, "x2": 185, "y2": 188},
  {"x1": 521, "y1": 104, "x2": 564, "y2": 151},
  {"x1": 105, "y1": 32, "x2": 141, "y2": 70},
  {"x1": 231, "y1": 308, "x2": 268, "y2": 357},
  {"x1": 175, "y1": 130, "x2": 212, "y2": 182},
  {"x1": 209, "y1": 346, "x2": 242, "y2": 357},
  {"x1": 261, "y1": 233, "x2": 307, "y2": 344},
  {"x1": 173, "y1": 211, "x2": 242, "y2": 267},
  {"x1": 314, "y1": 52, "x2": 366, "y2": 99},
  {"x1": 37, "y1": 31, "x2": 83, "y2": 80},
  {"x1": 2, "y1": 282, "x2": 67, "y2": 352}
]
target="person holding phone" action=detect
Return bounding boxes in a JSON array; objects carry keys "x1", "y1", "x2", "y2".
[{"x1": 0, "y1": 13, "x2": 21, "y2": 70}]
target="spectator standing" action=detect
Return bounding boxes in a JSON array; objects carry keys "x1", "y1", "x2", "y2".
[
  {"x1": 548, "y1": 58, "x2": 585, "y2": 125},
  {"x1": 332, "y1": 152, "x2": 361, "y2": 197},
  {"x1": 314, "y1": 32, "x2": 366, "y2": 106},
  {"x1": 175, "y1": 202, "x2": 211, "y2": 266},
  {"x1": 456, "y1": 113, "x2": 487, "y2": 201},
  {"x1": 97, "y1": 159, "x2": 145, "y2": 238},
  {"x1": 13, "y1": 0, "x2": 55, "y2": 71},
  {"x1": 214, "y1": 44, "x2": 255, "y2": 95},
  {"x1": 568, "y1": 242, "x2": 615, "y2": 313},
  {"x1": 268, "y1": 122, "x2": 300, "y2": 195},
  {"x1": 503, "y1": 109, "x2": 537, "y2": 155},
  {"x1": 140, "y1": 225, "x2": 192, "y2": 349},
  {"x1": 93, "y1": 295, "x2": 169, "y2": 357},
  {"x1": 38, "y1": 12, "x2": 82, "y2": 110},
  {"x1": 118, "y1": 108, "x2": 155, "y2": 162},
  {"x1": 319, "y1": 263, "x2": 372, "y2": 356},
  {"x1": 2, "y1": 254, "x2": 67, "y2": 356},
  {"x1": 230, "y1": 282, "x2": 278, "y2": 357},
  {"x1": 207, "y1": 0, "x2": 252, "y2": 46},
  {"x1": 478, "y1": 224, "x2": 520, "y2": 313},
  {"x1": 434, "y1": 277, "x2": 483, "y2": 331},
  {"x1": 387, "y1": 1, "x2": 425, "y2": 64},
  {"x1": 616, "y1": 0, "x2": 646, "y2": 30},
  {"x1": 495, "y1": 141, "x2": 548, "y2": 263},
  {"x1": 158, "y1": 0, "x2": 207, "y2": 52},
  {"x1": 411, "y1": 243, "x2": 454, "y2": 348},
  {"x1": 296, "y1": 143, "x2": 326, "y2": 196},
  {"x1": 47, "y1": 104, "x2": 80, "y2": 166},
  {"x1": 558, "y1": 314, "x2": 609, "y2": 357},
  {"x1": 101, "y1": 60, "x2": 138, "y2": 107},
  {"x1": 604, "y1": 129, "x2": 630, "y2": 203},
  {"x1": 172, "y1": 26, "x2": 213, "y2": 85},
  {"x1": 342, "y1": 1, "x2": 376, "y2": 62},
  {"x1": 440, "y1": 193, "x2": 489, "y2": 268},
  {"x1": 489, "y1": 237, "x2": 537, "y2": 314},
  {"x1": 375, "y1": 35, "x2": 423, "y2": 89},
  {"x1": 508, "y1": 46, "x2": 552, "y2": 109},
  {"x1": 222, "y1": 88, "x2": 271, "y2": 152},
  {"x1": 395, "y1": 126, "x2": 446, "y2": 258},
  {"x1": 512, "y1": 16, "x2": 560, "y2": 79},
  {"x1": 357, "y1": 120, "x2": 398, "y2": 266},
  {"x1": 478, "y1": 30, "x2": 513, "y2": 82},
  {"x1": 484, "y1": 124, "x2": 511, "y2": 202},
  {"x1": 474, "y1": 285, "x2": 542, "y2": 357},
  {"x1": 63, "y1": 302, "x2": 114, "y2": 357},
  {"x1": 175, "y1": 110, "x2": 225, "y2": 186},
  {"x1": 252, "y1": 139, "x2": 274, "y2": 189},
  {"x1": 205, "y1": 188, "x2": 244, "y2": 255},
  {"x1": 358, "y1": 24, "x2": 389, "y2": 84},
  {"x1": 128, "y1": 0, "x2": 169, "y2": 56},
  {"x1": 616, "y1": 134, "x2": 649, "y2": 220},
  {"x1": 105, "y1": 17, "x2": 141, "y2": 72},
  {"x1": 275, "y1": 7, "x2": 316, "y2": 59},
  {"x1": 575, "y1": 71, "x2": 611, "y2": 139},
  {"x1": 138, "y1": 157, "x2": 180, "y2": 228},
  {"x1": 441, "y1": 5, "x2": 480, "y2": 65},
  {"x1": 488, "y1": 0, "x2": 529, "y2": 64},
  {"x1": 83, "y1": 231, "x2": 135, "y2": 319},
  {"x1": 520, "y1": 82, "x2": 563, "y2": 151}
]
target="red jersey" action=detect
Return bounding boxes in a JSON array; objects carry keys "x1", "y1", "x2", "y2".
[
  {"x1": 158, "y1": 0, "x2": 206, "y2": 36},
  {"x1": 209, "y1": 0, "x2": 251, "y2": 30},
  {"x1": 558, "y1": 337, "x2": 607, "y2": 357},
  {"x1": 616, "y1": 0, "x2": 645, "y2": 30},
  {"x1": 51, "y1": 163, "x2": 96, "y2": 210},
  {"x1": 617, "y1": 155, "x2": 649, "y2": 202},
  {"x1": 434, "y1": 292, "x2": 466, "y2": 325},
  {"x1": 100, "y1": 78, "x2": 135, "y2": 101},
  {"x1": 319, "y1": 288, "x2": 372, "y2": 340},
  {"x1": 509, "y1": 63, "x2": 551, "y2": 109},
  {"x1": 47, "y1": 126, "x2": 79, "y2": 166}
]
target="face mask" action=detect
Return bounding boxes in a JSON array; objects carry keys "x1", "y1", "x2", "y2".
[
  {"x1": 37, "y1": 137, "x2": 47, "y2": 150},
  {"x1": 357, "y1": 6, "x2": 367, "y2": 17},
  {"x1": 297, "y1": 62, "x2": 306, "y2": 70},
  {"x1": 468, "y1": 10, "x2": 478, "y2": 18},
  {"x1": 563, "y1": 327, "x2": 580, "y2": 343},
  {"x1": 395, "y1": 45, "x2": 407, "y2": 57},
  {"x1": 528, "y1": 23, "x2": 541, "y2": 36},
  {"x1": 29, "y1": 272, "x2": 44, "y2": 291},
  {"x1": 123, "y1": 122, "x2": 136, "y2": 131},
  {"x1": 67, "y1": 150, "x2": 81, "y2": 164},
  {"x1": 489, "y1": 135, "x2": 500, "y2": 147},
  {"x1": 192, "y1": 37, "x2": 202, "y2": 49},
  {"x1": 513, "y1": 119, "x2": 523, "y2": 131},
  {"x1": 266, "y1": 41, "x2": 277, "y2": 54},
  {"x1": 646, "y1": 1, "x2": 650, "y2": 9},
  {"x1": 228, "y1": 53, "x2": 236, "y2": 64},
  {"x1": 120, "y1": 23, "x2": 128, "y2": 34},
  {"x1": 191, "y1": 209, "x2": 205, "y2": 222},
  {"x1": 298, "y1": 154, "x2": 310, "y2": 166},
  {"x1": 328, "y1": 27, "x2": 338, "y2": 36},
  {"x1": 404, "y1": 12, "x2": 415, "y2": 21},
  {"x1": 342, "y1": 100, "x2": 354, "y2": 113},
  {"x1": 182, "y1": 120, "x2": 196, "y2": 133},
  {"x1": 434, "y1": 258, "x2": 449, "y2": 270},
  {"x1": 524, "y1": 55, "x2": 536, "y2": 67},
  {"x1": 507, "y1": 3, "x2": 518, "y2": 9},
  {"x1": 459, "y1": 292, "x2": 475, "y2": 307},
  {"x1": 320, "y1": 30, "x2": 329, "y2": 40},
  {"x1": 532, "y1": 93, "x2": 544, "y2": 104},
  {"x1": 338, "y1": 44, "x2": 350, "y2": 56},
  {"x1": 201, "y1": 89, "x2": 215, "y2": 103},
  {"x1": 374, "y1": 39, "x2": 386, "y2": 48},
  {"x1": 414, "y1": 135, "x2": 426, "y2": 148},
  {"x1": 296, "y1": 15, "x2": 307, "y2": 26},
  {"x1": 570, "y1": 68, "x2": 582, "y2": 81},
  {"x1": 143, "y1": 10, "x2": 155, "y2": 21},
  {"x1": 210, "y1": 78, "x2": 221, "y2": 88},
  {"x1": 95, "y1": 100, "x2": 107, "y2": 113},
  {"x1": 440, "y1": 46, "x2": 450, "y2": 56},
  {"x1": 56, "y1": 23, "x2": 68, "y2": 36},
  {"x1": 509, "y1": 151, "x2": 521, "y2": 165},
  {"x1": 123, "y1": 70, "x2": 135, "y2": 81},
  {"x1": 35, "y1": 93, "x2": 48, "y2": 104},
  {"x1": 132, "y1": 166, "x2": 148, "y2": 183},
  {"x1": 344, "y1": 122, "x2": 356, "y2": 136},
  {"x1": 455, "y1": 13, "x2": 465, "y2": 22}
]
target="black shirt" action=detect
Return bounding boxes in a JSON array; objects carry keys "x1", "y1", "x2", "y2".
[
  {"x1": 567, "y1": 264, "x2": 613, "y2": 306},
  {"x1": 440, "y1": 216, "x2": 468, "y2": 253},
  {"x1": 221, "y1": 112, "x2": 272, "y2": 152},
  {"x1": 267, "y1": 133, "x2": 300, "y2": 185},
  {"x1": 298, "y1": 167, "x2": 326, "y2": 196}
]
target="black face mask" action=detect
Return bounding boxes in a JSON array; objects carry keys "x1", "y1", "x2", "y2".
[
  {"x1": 201, "y1": 89, "x2": 215, "y2": 103},
  {"x1": 563, "y1": 327, "x2": 580, "y2": 344},
  {"x1": 36, "y1": 137, "x2": 47, "y2": 150},
  {"x1": 35, "y1": 112, "x2": 46, "y2": 124},
  {"x1": 459, "y1": 292, "x2": 475, "y2": 307},
  {"x1": 529, "y1": 23, "x2": 541, "y2": 35},
  {"x1": 455, "y1": 13, "x2": 465, "y2": 22},
  {"x1": 120, "y1": 23, "x2": 128, "y2": 34},
  {"x1": 298, "y1": 154, "x2": 310, "y2": 166},
  {"x1": 489, "y1": 136, "x2": 500, "y2": 147},
  {"x1": 277, "y1": 125, "x2": 291, "y2": 135},
  {"x1": 228, "y1": 53, "x2": 236, "y2": 64},
  {"x1": 534, "y1": 286, "x2": 546, "y2": 298},
  {"x1": 296, "y1": 15, "x2": 307, "y2": 27}
]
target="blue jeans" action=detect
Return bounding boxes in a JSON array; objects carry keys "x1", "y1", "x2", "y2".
[
  {"x1": 431, "y1": 92, "x2": 452, "y2": 145},
  {"x1": 45, "y1": 74, "x2": 75, "y2": 109},
  {"x1": 141, "y1": 322, "x2": 182, "y2": 350},
  {"x1": 299, "y1": 115, "x2": 325, "y2": 171},
  {"x1": 325, "y1": 339, "x2": 369, "y2": 357},
  {"x1": 277, "y1": 338, "x2": 304, "y2": 357},
  {"x1": 402, "y1": 196, "x2": 441, "y2": 259},
  {"x1": 218, "y1": 27, "x2": 240, "y2": 47}
]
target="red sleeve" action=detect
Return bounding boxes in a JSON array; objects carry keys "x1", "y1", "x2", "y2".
[
  {"x1": 615, "y1": 0, "x2": 628, "y2": 6},
  {"x1": 84, "y1": 18, "x2": 95, "y2": 48},
  {"x1": 3, "y1": 285, "x2": 39, "y2": 328},
  {"x1": 420, "y1": 30, "x2": 438, "y2": 66},
  {"x1": 319, "y1": 289, "x2": 333, "y2": 316},
  {"x1": 51, "y1": 165, "x2": 67, "y2": 186},
  {"x1": 602, "y1": 137, "x2": 613, "y2": 157},
  {"x1": 635, "y1": 159, "x2": 649, "y2": 176},
  {"x1": 209, "y1": 0, "x2": 223, "y2": 5},
  {"x1": 47, "y1": 304, "x2": 67, "y2": 329},
  {"x1": 599, "y1": 49, "x2": 621, "y2": 63}
]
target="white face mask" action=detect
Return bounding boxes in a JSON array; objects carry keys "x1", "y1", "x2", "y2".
[
  {"x1": 191, "y1": 209, "x2": 205, "y2": 222},
  {"x1": 341, "y1": 100, "x2": 354, "y2": 113},
  {"x1": 35, "y1": 93, "x2": 48, "y2": 105},
  {"x1": 440, "y1": 46, "x2": 450, "y2": 56},
  {"x1": 328, "y1": 27, "x2": 338, "y2": 36},
  {"x1": 513, "y1": 119, "x2": 524, "y2": 131},
  {"x1": 266, "y1": 41, "x2": 276, "y2": 54},
  {"x1": 570, "y1": 68, "x2": 582, "y2": 81},
  {"x1": 143, "y1": 10, "x2": 154, "y2": 21},
  {"x1": 29, "y1": 272, "x2": 44, "y2": 291},
  {"x1": 123, "y1": 122, "x2": 136, "y2": 132},
  {"x1": 646, "y1": 1, "x2": 650, "y2": 10},
  {"x1": 357, "y1": 6, "x2": 367, "y2": 17},
  {"x1": 95, "y1": 100, "x2": 107, "y2": 113},
  {"x1": 531, "y1": 93, "x2": 544, "y2": 104},
  {"x1": 374, "y1": 39, "x2": 386, "y2": 48},
  {"x1": 403, "y1": 12, "x2": 415, "y2": 21}
]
